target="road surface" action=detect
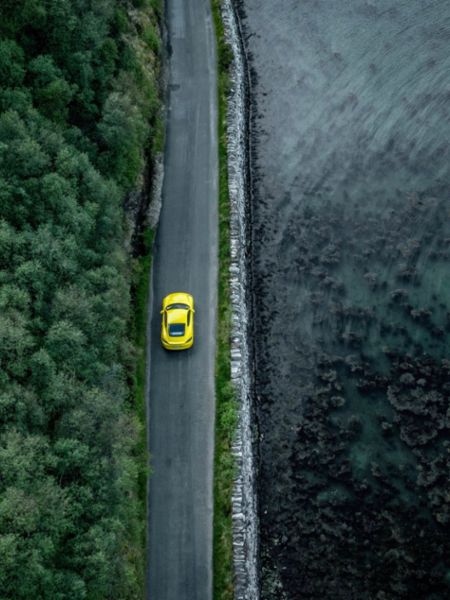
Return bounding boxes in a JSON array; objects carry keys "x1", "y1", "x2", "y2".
[{"x1": 146, "y1": 1, "x2": 218, "y2": 599}]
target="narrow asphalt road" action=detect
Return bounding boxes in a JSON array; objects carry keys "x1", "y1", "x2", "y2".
[{"x1": 146, "y1": 1, "x2": 218, "y2": 599}]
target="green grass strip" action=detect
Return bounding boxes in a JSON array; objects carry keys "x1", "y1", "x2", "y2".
[
  {"x1": 211, "y1": 1, "x2": 238, "y2": 599},
  {"x1": 129, "y1": 226, "x2": 155, "y2": 595}
]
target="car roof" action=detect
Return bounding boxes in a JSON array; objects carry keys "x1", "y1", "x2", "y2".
[{"x1": 167, "y1": 308, "x2": 188, "y2": 324}]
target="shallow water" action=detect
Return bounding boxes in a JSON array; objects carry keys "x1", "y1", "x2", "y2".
[{"x1": 238, "y1": 1, "x2": 450, "y2": 598}]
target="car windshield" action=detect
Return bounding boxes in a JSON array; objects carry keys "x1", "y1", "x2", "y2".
[
  {"x1": 166, "y1": 303, "x2": 189, "y2": 310},
  {"x1": 168, "y1": 324, "x2": 185, "y2": 337}
]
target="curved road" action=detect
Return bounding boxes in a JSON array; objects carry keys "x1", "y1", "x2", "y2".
[{"x1": 146, "y1": 1, "x2": 218, "y2": 599}]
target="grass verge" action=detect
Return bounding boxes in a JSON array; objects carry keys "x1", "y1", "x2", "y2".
[
  {"x1": 128, "y1": 226, "x2": 155, "y2": 594},
  {"x1": 211, "y1": 2, "x2": 238, "y2": 599},
  {"x1": 132, "y1": 226, "x2": 155, "y2": 498}
]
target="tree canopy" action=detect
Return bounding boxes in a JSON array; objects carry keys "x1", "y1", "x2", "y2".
[{"x1": 0, "y1": 0, "x2": 161, "y2": 597}]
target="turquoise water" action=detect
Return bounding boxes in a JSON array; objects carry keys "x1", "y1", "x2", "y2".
[{"x1": 239, "y1": 0, "x2": 450, "y2": 597}]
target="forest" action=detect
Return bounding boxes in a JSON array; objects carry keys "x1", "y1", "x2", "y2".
[{"x1": 0, "y1": 0, "x2": 161, "y2": 597}]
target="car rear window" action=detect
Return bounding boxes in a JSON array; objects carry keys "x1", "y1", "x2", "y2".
[{"x1": 169, "y1": 324, "x2": 185, "y2": 337}]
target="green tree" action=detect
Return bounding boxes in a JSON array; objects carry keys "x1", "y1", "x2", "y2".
[
  {"x1": 28, "y1": 55, "x2": 74, "y2": 122},
  {"x1": 0, "y1": 40, "x2": 25, "y2": 87},
  {"x1": 97, "y1": 91, "x2": 147, "y2": 188},
  {"x1": 0, "y1": 313, "x2": 34, "y2": 377}
]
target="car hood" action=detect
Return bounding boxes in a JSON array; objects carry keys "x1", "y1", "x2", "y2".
[{"x1": 164, "y1": 292, "x2": 192, "y2": 307}]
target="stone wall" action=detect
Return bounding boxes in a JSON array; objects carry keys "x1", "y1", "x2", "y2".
[{"x1": 221, "y1": 2, "x2": 259, "y2": 598}]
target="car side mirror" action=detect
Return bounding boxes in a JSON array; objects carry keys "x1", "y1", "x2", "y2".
[{"x1": 160, "y1": 309, "x2": 164, "y2": 314}]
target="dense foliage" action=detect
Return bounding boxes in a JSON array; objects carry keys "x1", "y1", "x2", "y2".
[{"x1": 0, "y1": 0, "x2": 161, "y2": 597}]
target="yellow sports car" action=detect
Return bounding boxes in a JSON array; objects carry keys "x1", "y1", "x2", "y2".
[{"x1": 160, "y1": 292, "x2": 195, "y2": 350}]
